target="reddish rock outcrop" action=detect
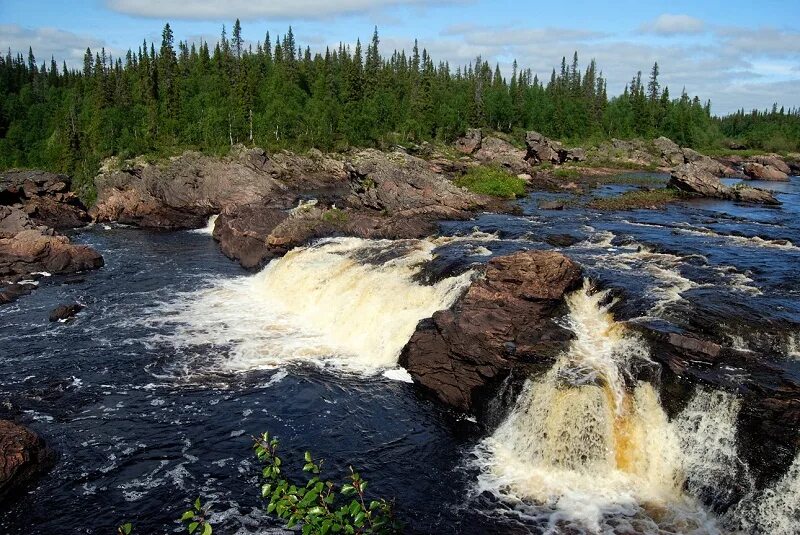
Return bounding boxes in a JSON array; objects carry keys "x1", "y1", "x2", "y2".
[
  {"x1": 455, "y1": 129, "x2": 483, "y2": 155},
  {"x1": 1, "y1": 170, "x2": 91, "y2": 229},
  {"x1": 0, "y1": 206, "x2": 103, "y2": 304},
  {"x1": 399, "y1": 251, "x2": 583, "y2": 414},
  {"x1": 0, "y1": 420, "x2": 54, "y2": 502},
  {"x1": 92, "y1": 147, "x2": 349, "y2": 229},
  {"x1": 743, "y1": 162, "x2": 789, "y2": 181},
  {"x1": 525, "y1": 131, "x2": 585, "y2": 165}
]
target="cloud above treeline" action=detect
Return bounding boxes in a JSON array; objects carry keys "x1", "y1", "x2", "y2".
[
  {"x1": 639, "y1": 14, "x2": 706, "y2": 35},
  {"x1": 105, "y1": 0, "x2": 466, "y2": 20},
  {"x1": 1, "y1": 24, "x2": 112, "y2": 65}
]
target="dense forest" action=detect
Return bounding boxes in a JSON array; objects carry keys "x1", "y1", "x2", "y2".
[{"x1": 2, "y1": 21, "x2": 799, "y2": 197}]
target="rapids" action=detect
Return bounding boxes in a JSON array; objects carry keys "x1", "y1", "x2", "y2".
[{"x1": 1, "y1": 174, "x2": 799, "y2": 533}]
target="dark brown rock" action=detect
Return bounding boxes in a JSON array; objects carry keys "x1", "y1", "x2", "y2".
[
  {"x1": 1, "y1": 170, "x2": 90, "y2": 229},
  {"x1": 48, "y1": 303, "x2": 84, "y2": 322},
  {"x1": 400, "y1": 251, "x2": 582, "y2": 413},
  {"x1": 213, "y1": 204, "x2": 289, "y2": 269},
  {"x1": 0, "y1": 420, "x2": 54, "y2": 502}
]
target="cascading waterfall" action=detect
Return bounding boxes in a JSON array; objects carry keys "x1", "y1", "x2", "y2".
[
  {"x1": 189, "y1": 214, "x2": 218, "y2": 235},
  {"x1": 473, "y1": 283, "x2": 727, "y2": 534},
  {"x1": 149, "y1": 237, "x2": 474, "y2": 375}
]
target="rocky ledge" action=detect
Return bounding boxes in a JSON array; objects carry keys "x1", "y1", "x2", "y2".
[
  {"x1": 669, "y1": 163, "x2": 780, "y2": 205},
  {"x1": 400, "y1": 250, "x2": 583, "y2": 416},
  {"x1": 0, "y1": 419, "x2": 54, "y2": 502},
  {"x1": 1, "y1": 172, "x2": 103, "y2": 304}
]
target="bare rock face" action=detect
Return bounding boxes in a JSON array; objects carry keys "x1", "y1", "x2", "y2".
[
  {"x1": 347, "y1": 149, "x2": 482, "y2": 214},
  {"x1": 0, "y1": 206, "x2": 103, "y2": 304},
  {"x1": 473, "y1": 137, "x2": 531, "y2": 174},
  {"x1": 399, "y1": 251, "x2": 583, "y2": 414},
  {"x1": 653, "y1": 136, "x2": 684, "y2": 166},
  {"x1": 455, "y1": 128, "x2": 483, "y2": 155},
  {"x1": 669, "y1": 163, "x2": 779, "y2": 205},
  {"x1": 680, "y1": 148, "x2": 738, "y2": 177},
  {"x1": 743, "y1": 162, "x2": 790, "y2": 181},
  {"x1": 92, "y1": 147, "x2": 348, "y2": 229},
  {"x1": 0, "y1": 420, "x2": 54, "y2": 502},
  {"x1": 1, "y1": 170, "x2": 90, "y2": 229},
  {"x1": 525, "y1": 131, "x2": 585, "y2": 166},
  {"x1": 751, "y1": 155, "x2": 791, "y2": 175}
]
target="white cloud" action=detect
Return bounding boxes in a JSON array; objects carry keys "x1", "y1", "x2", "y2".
[
  {"x1": 105, "y1": 0, "x2": 467, "y2": 20},
  {"x1": 0, "y1": 24, "x2": 112, "y2": 68},
  {"x1": 640, "y1": 14, "x2": 705, "y2": 35}
]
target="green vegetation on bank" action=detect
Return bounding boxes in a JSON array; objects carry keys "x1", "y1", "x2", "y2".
[
  {"x1": 455, "y1": 166, "x2": 527, "y2": 198},
  {"x1": 1, "y1": 20, "x2": 799, "y2": 200}
]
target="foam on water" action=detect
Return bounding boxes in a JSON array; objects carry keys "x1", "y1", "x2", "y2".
[
  {"x1": 471, "y1": 283, "x2": 745, "y2": 534},
  {"x1": 148, "y1": 237, "x2": 474, "y2": 375},
  {"x1": 189, "y1": 214, "x2": 218, "y2": 235}
]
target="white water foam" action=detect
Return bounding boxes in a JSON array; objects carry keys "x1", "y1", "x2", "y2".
[
  {"x1": 189, "y1": 214, "x2": 218, "y2": 235},
  {"x1": 471, "y1": 283, "x2": 747, "y2": 534},
  {"x1": 148, "y1": 237, "x2": 474, "y2": 376},
  {"x1": 727, "y1": 453, "x2": 800, "y2": 534}
]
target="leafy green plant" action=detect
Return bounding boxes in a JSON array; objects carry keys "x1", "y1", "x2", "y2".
[
  {"x1": 454, "y1": 166, "x2": 527, "y2": 198},
  {"x1": 254, "y1": 432, "x2": 400, "y2": 534},
  {"x1": 180, "y1": 497, "x2": 213, "y2": 535}
]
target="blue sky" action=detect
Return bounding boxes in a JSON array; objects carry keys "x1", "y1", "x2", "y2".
[{"x1": 2, "y1": 0, "x2": 799, "y2": 115}]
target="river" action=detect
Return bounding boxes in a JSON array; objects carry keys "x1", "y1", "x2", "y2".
[{"x1": 1, "y1": 175, "x2": 798, "y2": 534}]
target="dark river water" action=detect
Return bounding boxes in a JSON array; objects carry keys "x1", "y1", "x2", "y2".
[{"x1": 1, "y1": 176, "x2": 799, "y2": 534}]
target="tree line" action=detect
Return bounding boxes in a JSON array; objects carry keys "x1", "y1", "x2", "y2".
[{"x1": 1, "y1": 20, "x2": 798, "y2": 195}]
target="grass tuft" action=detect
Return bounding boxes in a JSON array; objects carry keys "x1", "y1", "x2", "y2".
[
  {"x1": 588, "y1": 188, "x2": 685, "y2": 210},
  {"x1": 455, "y1": 166, "x2": 527, "y2": 198}
]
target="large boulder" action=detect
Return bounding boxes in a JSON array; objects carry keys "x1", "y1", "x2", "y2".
[
  {"x1": 92, "y1": 148, "x2": 348, "y2": 229},
  {"x1": 680, "y1": 148, "x2": 738, "y2": 177},
  {"x1": 399, "y1": 251, "x2": 583, "y2": 414},
  {"x1": 669, "y1": 163, "x2": 779, "y2": 205},
  {"x1": 472, "y1": 137, "x2": 530, "y2": 174},
  {"x1": 654, "y1": 137, "x2": 684, "y2": 166},
  {"x1": 0, "y1": 420, "x2": 54, "y2": 502},
  {"x1": 455, "y1": 129, "x2": 483, "y2": 155},
  {"x1": 213, "y1": 204, "x2": 290, "y2": 269},
  {"x1": 751, "y1": 155, "x2": 791, "y2": 175},
  {"x1": 525, "y1": 131, "x2": 564, "y2": 164},
  {"x1": 347, "y1": 149, "x2": 482, "y2": 214},
  {"x1": 0, "y1": 170, "x2": 90, "y2": 229},
  {"x1": 0, "y1": 206, "x2": 103, "y2": 304},
  {"x1": 743, "y1": 162, "x2": 789, "y2": 181}
]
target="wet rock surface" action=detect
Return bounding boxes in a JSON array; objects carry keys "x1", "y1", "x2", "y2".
[
  {"x1": 48, "y1": 303, "x2": 84, "y2": 322},
  {"x1": 0, "y1": 206, "x2": 103, "y2": 304},
  {"x1": 400, "y1": 250, "x2": 583, "y2": 415},
  {"x1": 669, "y1": 163, "x2": 779, "y2": 204},
  {"x1": 0, "y1": 420, "x2": 54, "y2": 503}
]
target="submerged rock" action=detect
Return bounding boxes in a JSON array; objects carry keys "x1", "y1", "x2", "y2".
[
  {"x1": 400, "y1": 250, "x2": 583, "y2": 414},
  {"x1": 48, "y1": 303, "x2": 84, "y2": 322},
  {"x1": 0, "y1": 420, "x2": 55, "y2": 502}
]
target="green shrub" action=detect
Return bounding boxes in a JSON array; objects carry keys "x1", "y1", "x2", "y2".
[
  {"x1": 255, "y1": 432, "x2": 400, "y2": 534},
  {"x1": 454, "y1": 166, "x2": 527, "y2": 198},
  {"x1": 322, "y1": 208, "x2": 349, "y2": 223}
]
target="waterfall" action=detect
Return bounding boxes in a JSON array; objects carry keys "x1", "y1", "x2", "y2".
[
  {"x1": 473, "y1": 283, "x2": 726, "y2": 534},
  {"x1": 150, "y1": 237, "x2": 474, "y2": 375},
  {"x1": 189, "y1": 214, "x2": 218, "y2": 235}
]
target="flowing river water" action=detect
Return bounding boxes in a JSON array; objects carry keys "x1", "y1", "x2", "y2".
[{"x1": 1, "y1": 175, "x2": 799, "y2": 533}]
